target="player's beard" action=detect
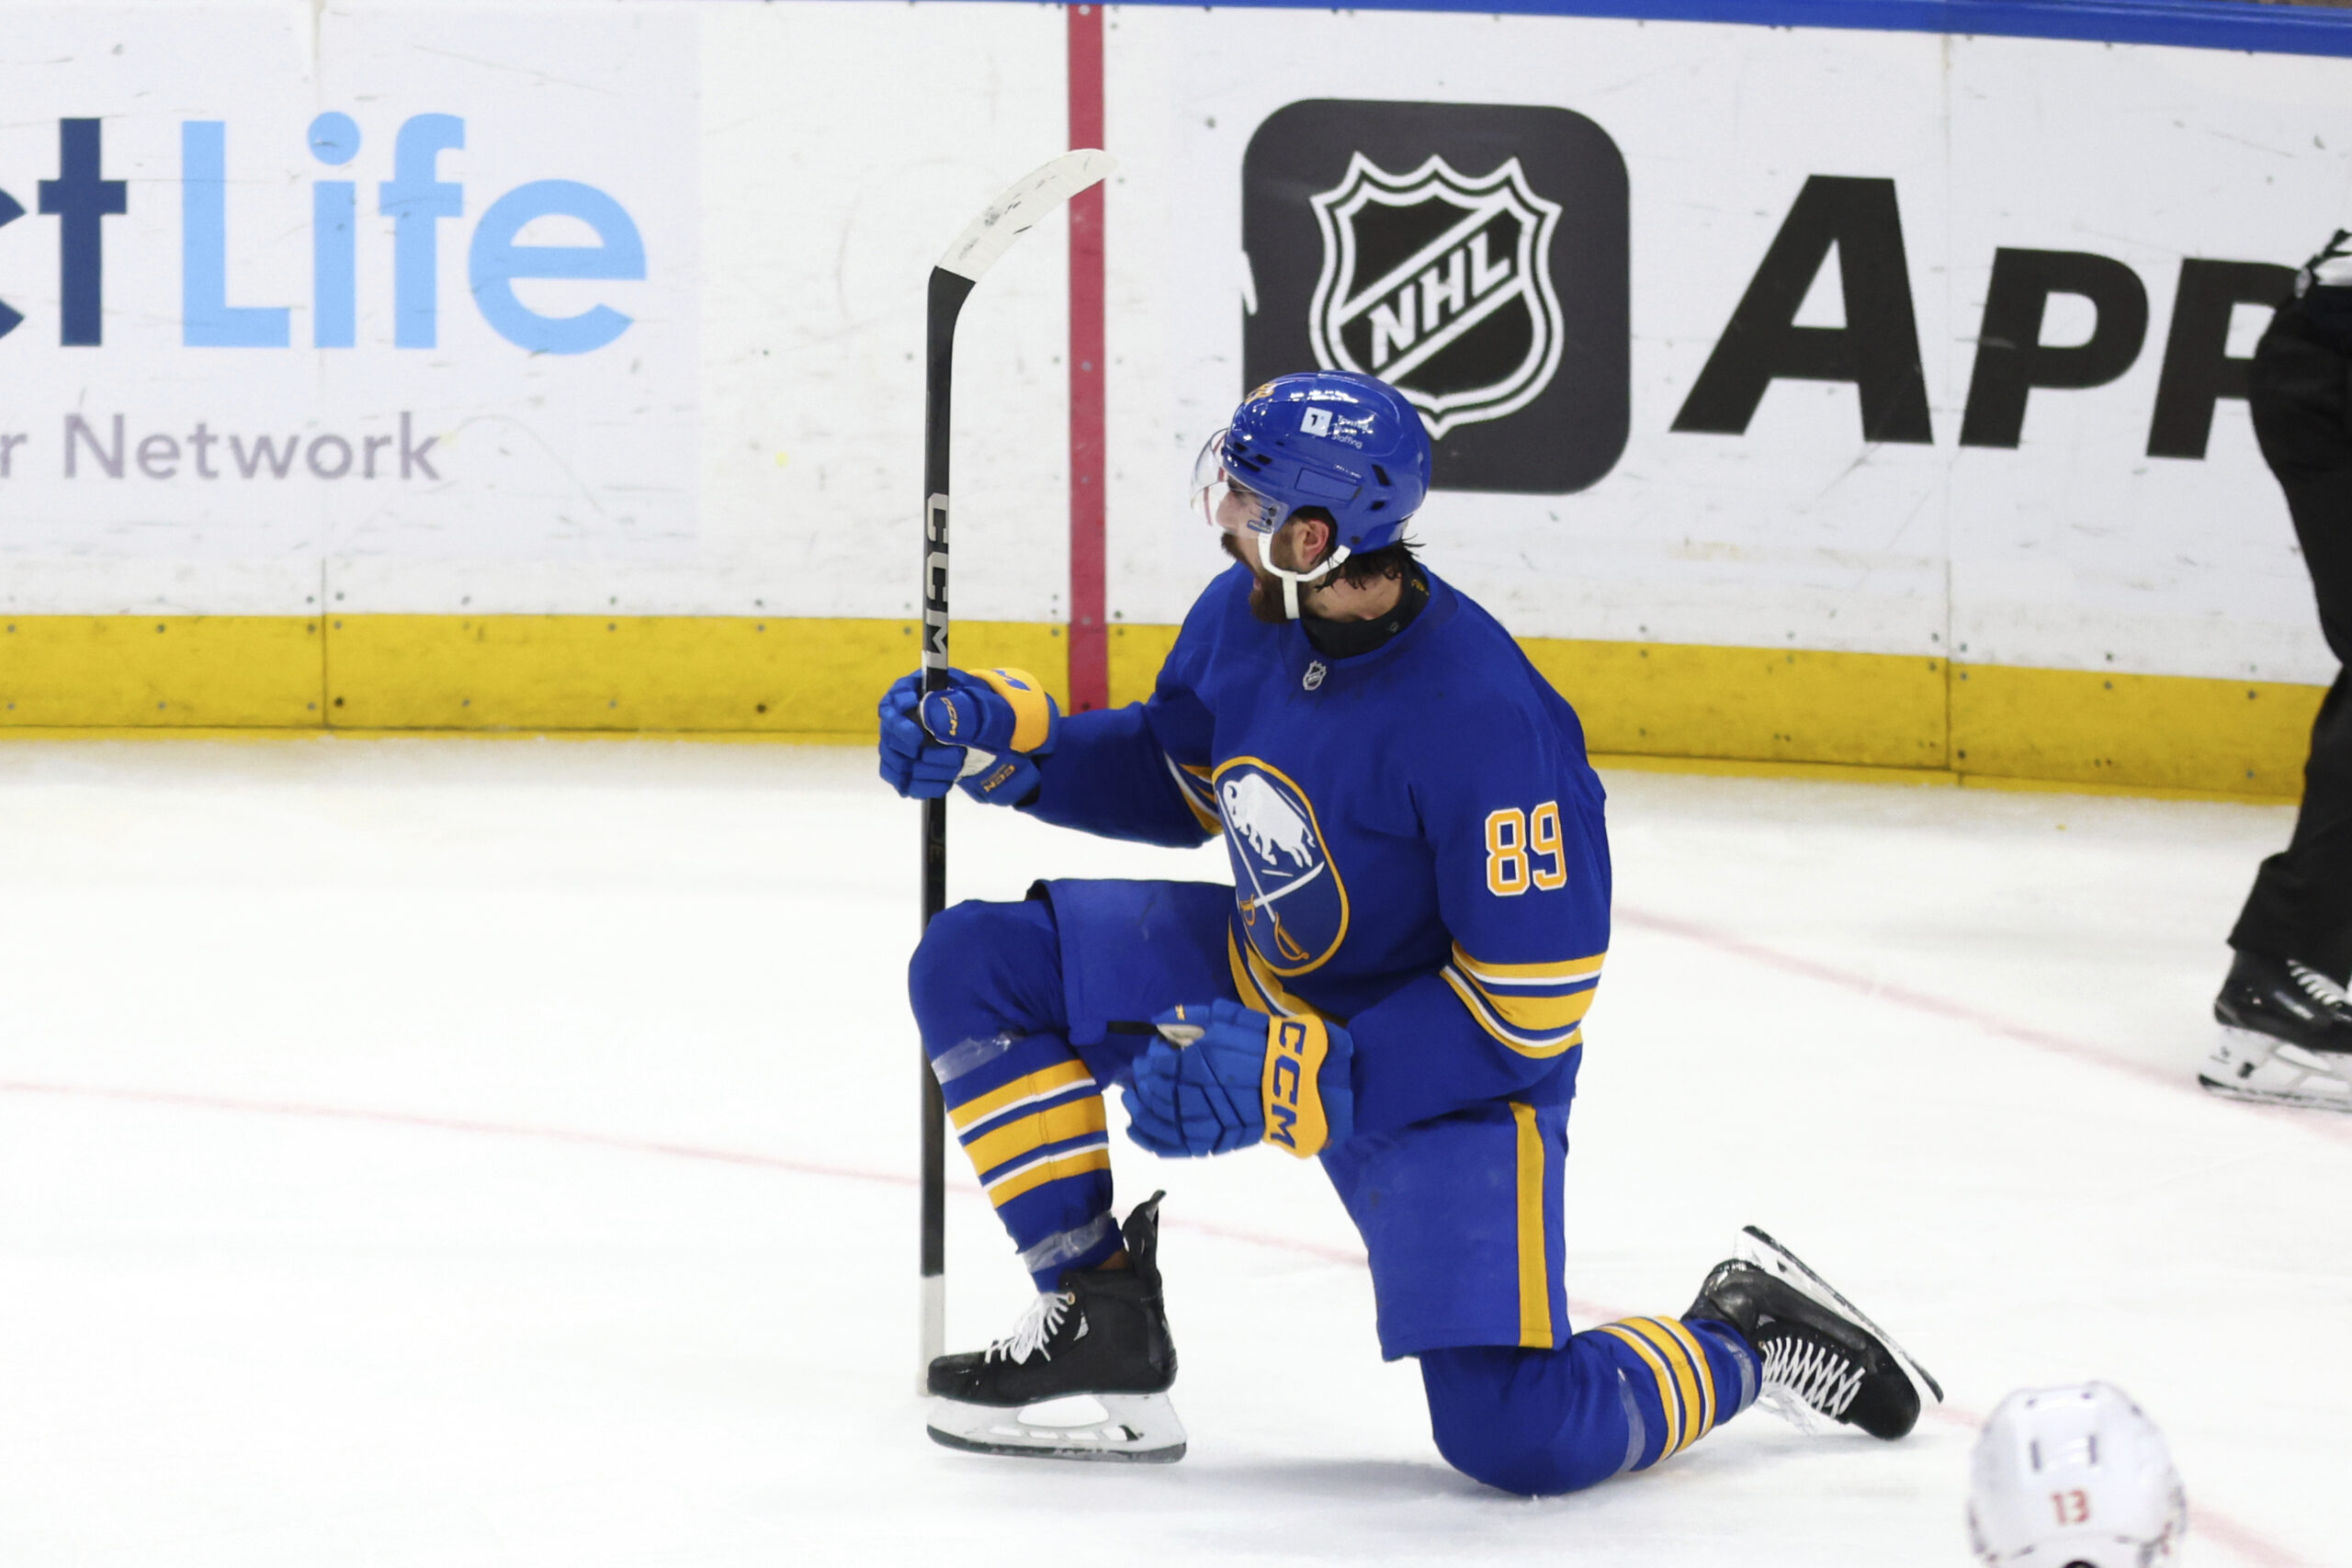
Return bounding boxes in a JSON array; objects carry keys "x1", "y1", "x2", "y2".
[{"x1": 1221, "y1": 531, "x2": 1295, "y2": 625}]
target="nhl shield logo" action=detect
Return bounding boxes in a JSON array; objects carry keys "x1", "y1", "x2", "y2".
[
  {"x1": 1242, "y1": 100, "x2": 1629, "y2": 494},
  {"x1": 1306, "y1": 153, "x2": 1566, "y2": 440}
]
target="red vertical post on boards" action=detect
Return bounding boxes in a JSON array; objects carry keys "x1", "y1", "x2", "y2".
[{"x1": 1066, "y1": 3, "x2": 1110, "y2": 713}]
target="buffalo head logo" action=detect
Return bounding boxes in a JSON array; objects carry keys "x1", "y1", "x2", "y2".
[{"x1": 1214, "y1": 761, "x2": 1348, "y2": 974}]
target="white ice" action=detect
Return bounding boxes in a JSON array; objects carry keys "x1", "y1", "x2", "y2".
[{"x1": 0, "y1": 738, "x2": 2341, "y2": 1568}]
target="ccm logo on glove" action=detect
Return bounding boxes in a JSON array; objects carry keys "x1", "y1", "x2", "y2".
[
  {"x1": 1121, "y1": 998, "x2": 1353, "y2": 1160},
  {"x1": 1263, "y1": 1017, "x2": 1332, "y2": 1155}
]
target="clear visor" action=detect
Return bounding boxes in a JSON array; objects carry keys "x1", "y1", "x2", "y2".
[{"x1": 1190, "y1": 429, "x2": 1294, "y2": 537}]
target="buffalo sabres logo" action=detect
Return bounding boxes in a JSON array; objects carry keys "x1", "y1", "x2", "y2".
[
  {"x1": 1306, "y1": 152, "x2": 1565, "y2": 440},
  {"x1": 1214, "y1": 759, "x2": 1349, "y2": 975}
]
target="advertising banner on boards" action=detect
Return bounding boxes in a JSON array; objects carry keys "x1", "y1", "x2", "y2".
[
  {"x1": 0, "y1": 5, "x2": 697, "y2": 565},
  {"x1": 1122, "y1": 10, "x2": 2352, "y2": 685},
  {"x1": 1, "y1": 0, "x2": 2349, "y2": 716}
]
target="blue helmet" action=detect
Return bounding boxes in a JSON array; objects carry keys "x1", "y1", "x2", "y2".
[{"x1": 1208, "y1": 371, "x2": 1432, "y2": 557}]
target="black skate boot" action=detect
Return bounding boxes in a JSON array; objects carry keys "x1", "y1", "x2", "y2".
[
  {"x1": 924, "y1": 1191, "x2": 1184, "y2": 1462},
  {"x1": 2201, "y1": 949, "x2": 2352, "y2": 1111},
  {"x1": 1688, "y1": 1226, "x2": 1942, "y2": 1440}
]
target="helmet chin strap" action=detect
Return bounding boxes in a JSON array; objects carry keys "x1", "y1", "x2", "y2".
[{"x1": 1253, "y1": 529, "x2": 1352, "y2": 621}]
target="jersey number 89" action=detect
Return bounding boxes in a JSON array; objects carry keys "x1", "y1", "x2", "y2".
[{"x1": 1485, "y1": 803, "x2": 1566, "y2": 896}]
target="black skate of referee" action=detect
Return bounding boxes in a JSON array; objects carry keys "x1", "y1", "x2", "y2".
[{"x1": 2208, "y1": 229, "x2": 2352, "y2": 1111}]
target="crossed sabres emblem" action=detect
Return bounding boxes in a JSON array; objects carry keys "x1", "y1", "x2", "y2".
[
  {"x1": 1306, "y1": 152, "x2": 1566, "y2": 441},
  {"x1": 1219, "y1": 769, "x2": 1339, "y2": 968}
]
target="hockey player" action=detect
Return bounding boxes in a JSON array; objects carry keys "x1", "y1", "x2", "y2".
[
  {"x1": 2207, "y1": 231, "x2": 2352, "y2": 1111},
  {"x1": 877, "y1": 370, "x2": 1939, "y2": 1488}
]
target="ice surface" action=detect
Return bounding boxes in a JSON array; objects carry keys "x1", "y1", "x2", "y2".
[{"x1": 0, "y1": 738, "x2": 2340, "y2": 1567}]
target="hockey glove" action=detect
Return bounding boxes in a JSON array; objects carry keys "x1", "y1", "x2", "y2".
[
  {"x1": 876, "y1": 666, "x2": 1060, "y2": 805},
  {"x1": 878, "y1": 674, "x2": 966, "y2": 799},
  {"x1": 1121, "y1": 998, "x2": 1353, "y2": 1159}
]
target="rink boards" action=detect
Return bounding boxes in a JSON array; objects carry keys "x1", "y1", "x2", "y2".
[{"x1": 0, "y1": 0, "x2": 2346, "y2": 793}]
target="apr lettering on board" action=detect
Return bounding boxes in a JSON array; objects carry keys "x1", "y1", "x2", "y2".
[{"x1": 1672, "y1": 175, "x2": 2297, "y2": 459}]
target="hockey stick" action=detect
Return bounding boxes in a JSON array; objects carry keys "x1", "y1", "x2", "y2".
[{"x1": 919, "y1": 148, "x2": 1116, "y2": 1393}]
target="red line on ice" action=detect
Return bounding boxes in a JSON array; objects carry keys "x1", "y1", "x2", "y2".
[
  {"x1": 1616, "y1": 905, "x2": 2352, "y2": 1148},
  {"x1": 0, "y1": 1077, "x2": 914, "y2": 1189},
  {"x1": 0, "y1": 1074, "x2": 2313, "y2": 1566}
]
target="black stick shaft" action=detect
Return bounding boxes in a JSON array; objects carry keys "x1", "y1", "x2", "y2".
[{"x1": 920, "y1": 266, "x2": 976, "y2": 1380}]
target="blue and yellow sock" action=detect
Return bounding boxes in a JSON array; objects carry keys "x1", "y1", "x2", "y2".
[
  {"x1": 929, "y1": 1030, "x2": 1120, "y2": 1290},
  {"x1": 1592, "y1": 1314, "x2": 1759, "y2": 1469},
  {"x1": 1420, "y1": 1316, "x2": 1760, "y2": 1495}
]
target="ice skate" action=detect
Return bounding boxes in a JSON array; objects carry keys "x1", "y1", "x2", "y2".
[
  {"x1": 1688, "y1": 1225, "x2": 1941, "y2": 1440},
  {"x1": 925, "y1": 1192, "x2": 1185, "y2": 1463},
  {"x1": 2200, "y1": 950, "x2": 2352, "y2": 1112}
]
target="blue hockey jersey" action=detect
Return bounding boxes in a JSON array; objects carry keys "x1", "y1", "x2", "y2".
[{"x1": 1027, "y1": 561, "x2": 1611, "y2": 1136}]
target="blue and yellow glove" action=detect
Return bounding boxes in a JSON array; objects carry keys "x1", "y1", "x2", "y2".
[
  {"x1": 876, "y1": 666, "x2": 1059, "y2": 805},
  {"x1": 1121, "y1": 998, "x2": 1354, "y2": 1158}
]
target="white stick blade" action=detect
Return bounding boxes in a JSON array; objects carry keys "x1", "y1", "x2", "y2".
[
  {"x1": 919, "y1": 1273, "x2": 944, "y2": 1395},
  {"x1": 936, "y1": 149, "x2": 1117, "y2": 283}
]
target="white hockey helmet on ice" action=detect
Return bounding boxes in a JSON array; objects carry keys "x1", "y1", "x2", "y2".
[{"x1": 1967, "y1": 1382, "x2": 2186, "y2": 1568}]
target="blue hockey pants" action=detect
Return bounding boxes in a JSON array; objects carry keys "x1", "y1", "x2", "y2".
[{"x1": 907, "y1": 891, "x2": 1758, "y2": 1495}]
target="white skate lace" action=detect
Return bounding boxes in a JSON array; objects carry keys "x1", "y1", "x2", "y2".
[
  {"x1": 982, "y1": 1291, "x2": 1074, "y2": 1365},
  {"x1": 1758, "y1": 1335, "x2": 1864, "y2": 1431},
  {"x1": 2288, "y1": 962, "x2": 2352, "y2": 1016}
]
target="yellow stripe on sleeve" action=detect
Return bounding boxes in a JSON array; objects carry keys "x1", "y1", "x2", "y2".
[
  {"x1": 1443, "y1": 945, "x2": 1605, "y2": 1055},
  {"x1": 1442, "y1": 968, "x2": 1585, "y2": 1057},
  {"x1": 961, "y1": 1094, "x2": 1108, "y2": 1175},
  {"x1": 1598, "y1": 1323, "x2": 1685, "y2": 1458},
  {"x1": 984, "y1": 1145, "x2": 1112, "y2": 1208},
  {"x1": 947, "y1": 1059, "x2": 1095, "y2": 1133},
  {"x1": 1457, "y1": 982, "x2": 1600, "y2": 1035},
  {"x1": 1165, "y1": 756, "x2": 1222, "y2": 834},
  {"x1": 1450, "y1": 949, "x2": 1607, "y2": 985},
  {"x1": 1626, "y1": 1318, "x2": 1708, "y2": 1455},
  {"x1": 1512, "y1": 1102, "x2": 1553, "y2": 1348}
]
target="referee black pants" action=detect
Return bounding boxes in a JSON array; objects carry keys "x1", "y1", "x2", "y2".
[{"x1": 2232, "y1": 305, "x2": 2352, "y2": 983}]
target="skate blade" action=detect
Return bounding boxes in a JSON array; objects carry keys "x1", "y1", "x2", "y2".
[
  {"x1": 2199, "y1": 1027, "x2": 2352, "y2": 1113},
  {"x1": 926, "y1": 1393, "x2": 1187, "y2": 1464},
  {"x1": 1735, "y1": 1225, "x2": 1944, "y2": 1407}
]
